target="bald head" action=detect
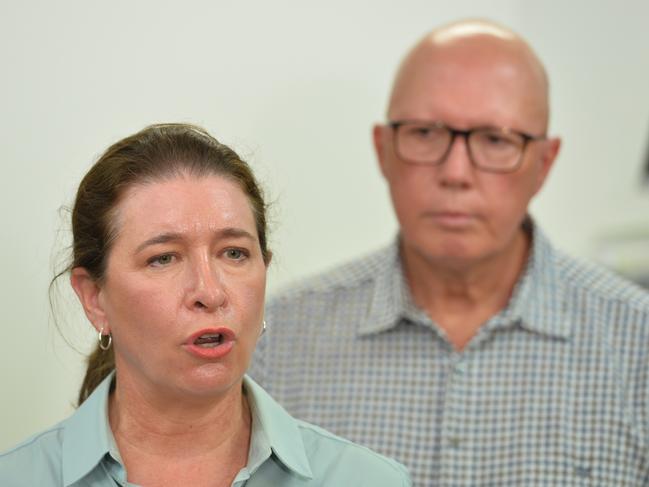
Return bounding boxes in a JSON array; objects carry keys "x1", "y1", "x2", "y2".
[{"x1": 388, "y1": 19, "x2": 551, "y2": 132}]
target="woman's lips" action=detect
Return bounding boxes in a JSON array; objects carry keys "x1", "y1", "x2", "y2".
[{"x1": 183, "y1": 327, "x2": 235, "y2": 360}]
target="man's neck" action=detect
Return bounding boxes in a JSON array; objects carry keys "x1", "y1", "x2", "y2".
[{"x1": 402, "y1": 229, "x2": 531, "y2": 350}]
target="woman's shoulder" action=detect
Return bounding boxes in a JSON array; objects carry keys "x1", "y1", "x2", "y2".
[
  {"x1": 0, "y1": 423, "x2": 66, "y2": 486},
  {"x1": 295, "y1": 420, "x2": 412, "y2": 486}
]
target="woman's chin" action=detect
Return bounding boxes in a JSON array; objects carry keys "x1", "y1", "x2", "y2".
[{"x1": 177, "y1": 364, "x2": 245, "y2": 398}]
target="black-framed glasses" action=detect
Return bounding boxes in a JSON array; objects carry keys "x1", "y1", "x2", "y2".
[{"x1": 389, "y1": 120, "x2": 546, "y2": 173}]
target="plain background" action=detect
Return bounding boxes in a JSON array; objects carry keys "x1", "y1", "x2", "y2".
[{"x1": 1, "y1": 0, "x2": 648, "y2": 450}]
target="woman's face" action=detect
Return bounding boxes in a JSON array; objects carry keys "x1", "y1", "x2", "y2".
[{"x1": 93, "y1": 174, "x2": 267, "y2": 399}]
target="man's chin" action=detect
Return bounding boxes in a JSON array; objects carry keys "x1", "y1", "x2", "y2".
[{"x1": 404, "y1": 237, "x2": 485, "y2": 268}]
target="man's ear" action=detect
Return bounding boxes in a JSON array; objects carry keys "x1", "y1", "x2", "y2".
[
  {"x1": 372, "y1": 124, "x2": 390, "y2": 179},
  {"x1": 533, "y1": 136, "x2": 561, "y2": 195},
  {"x1": 70, "y1": 268, "x2": 108, "y2": 334}
]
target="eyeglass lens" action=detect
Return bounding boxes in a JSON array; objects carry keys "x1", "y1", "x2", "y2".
[{"x1": 396, "y1": 123, "x2": 525, "y2": 171}]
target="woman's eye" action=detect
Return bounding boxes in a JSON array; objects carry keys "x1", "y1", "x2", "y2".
[
  {"x1": 148, "y1": 254, "x2": 175, "y2": 267},
  {"x1": 225, "y1": 248, "x2": 247, "y2": 260}
]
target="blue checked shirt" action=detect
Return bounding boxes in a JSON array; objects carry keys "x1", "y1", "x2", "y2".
[{"x1": 250, "y1": 224, "x2": 649, "y2": 486}]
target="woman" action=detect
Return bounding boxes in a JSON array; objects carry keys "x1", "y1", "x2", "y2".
[{"x1": 0, "y1": 124, "x2": 411, "y2": 486}]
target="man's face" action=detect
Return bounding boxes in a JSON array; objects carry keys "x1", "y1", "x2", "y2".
[{"x1": 374, "y1": 39, "x2": 560, "y2": 269}]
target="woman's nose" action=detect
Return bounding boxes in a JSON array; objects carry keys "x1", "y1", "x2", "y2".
[{"x1": 185, "y1": 257, "x2": 227, "y2": 311}]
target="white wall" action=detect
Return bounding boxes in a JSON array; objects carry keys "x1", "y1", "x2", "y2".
[{"x1": 1, "y1": 0, "x2": 648, "y2": 450}]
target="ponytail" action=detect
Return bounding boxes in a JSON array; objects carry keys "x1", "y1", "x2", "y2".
[{"x1": 77, "y1": 345, "x2": 115, "y2": 405}]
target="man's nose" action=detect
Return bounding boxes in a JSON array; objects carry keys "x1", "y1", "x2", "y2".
[
  {"x1": 436, "y1": 134, "x2": 474, "y2": 189},
  {"x1": 185, "y1": 256, "x2": 227, "y2": 311}
]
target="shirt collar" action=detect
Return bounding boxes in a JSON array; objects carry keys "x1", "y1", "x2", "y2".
[
  {"x1": 61, "y1": 372, "x2": 314, "y2": 485},
  {"x1": 360, "y1": 239, "x2": 405, "y2": 336},
  {"x1": 243, "y1": 375, "x2": 314, "y2": 479},
  {"x1": 500, "y1": 223, "x2": 572, "y2": 340},
  {"x1": 62, "y1": 371, "x2": 116, "y2": 486},
  {"x1": 359, "y1": 220, "x2": 572, "y2": 340}
]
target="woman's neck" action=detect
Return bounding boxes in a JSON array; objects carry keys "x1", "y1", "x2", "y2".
[{"x1": 108, "y1": 372, "x2": 251, "y2": 485}]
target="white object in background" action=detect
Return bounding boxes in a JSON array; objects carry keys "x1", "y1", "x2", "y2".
[{"x1": 593, "y1": 226, "x2": 649, "y2": 289}]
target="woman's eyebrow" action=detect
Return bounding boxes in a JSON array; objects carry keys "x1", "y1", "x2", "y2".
[
  {"x1": 135, "y1": 232, "x2": 183, "y2": 254},
  {"x1": 216, "y1": 227, "x2": 256, "y2": 241},
  {"x1": 135, "y1": 228, "x2": 255, "y2": 254}
]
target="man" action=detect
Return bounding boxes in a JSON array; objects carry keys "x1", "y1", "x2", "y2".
[{"x1": 250, "y1": 20, "x2": 649, "y2": 485}]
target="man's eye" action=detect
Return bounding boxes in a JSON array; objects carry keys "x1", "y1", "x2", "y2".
[
  {"x1": 225, "y1": 248, "x2": 247, "y2": 260},
  {"x1": 404, "y1": 125, "x2": 448, "y2": 142},
  {"x1": 485, "y1": 134, "x2": 506, "y2": 144},
  {"x1": 408, "y1": 126, "x2": 433, "y2": 138},
  {"x1": 148, "y1": 254, "x2": 175, "y2": 267},
  {"x1": 482, "y1": 132, "x2": 517, "y2": 147}
]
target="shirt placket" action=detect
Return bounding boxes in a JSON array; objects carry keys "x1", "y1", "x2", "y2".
[{"x1": 438, "y1": 349, "x2": 474, "y2": 487}]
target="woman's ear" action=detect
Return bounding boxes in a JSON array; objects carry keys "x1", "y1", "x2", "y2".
[{"x1": 70, "y1": 268, "x2": 108, "y2": 334}]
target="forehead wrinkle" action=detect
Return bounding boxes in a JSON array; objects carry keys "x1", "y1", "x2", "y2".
[
  {"x1": 135, "y1": 226, "x2": 256, "y2": 256},
  {"x1": 136, "y1": 214, "x2": 252, "y2": 242}
]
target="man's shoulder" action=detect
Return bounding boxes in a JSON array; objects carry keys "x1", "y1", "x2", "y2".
[
  {"x1": 296, "y1": 418, "x2": 411, "y2": 486},
  {"x1": 268, "y1": 243, "x2": 394, "y2": 307},
  {"x1": 554, "y1": 248, "x2": 649, "y2": 313}
]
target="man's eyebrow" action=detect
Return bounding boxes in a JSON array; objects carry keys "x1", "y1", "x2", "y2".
[{"x1": 135, "y1": 228, "x2": 256, "y2": 254}]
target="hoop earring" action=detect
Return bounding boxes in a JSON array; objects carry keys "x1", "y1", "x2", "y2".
[
  {"x1": 98, "y1": 326, "x2": 112, "y2": 351},
  {"x1": 261, "y1": 320, "x2": 267, "y2": 336}
]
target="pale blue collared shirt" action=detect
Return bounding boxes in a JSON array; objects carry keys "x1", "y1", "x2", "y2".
[{"x1": 0, "y1": 373, "x2": 411, "y2": 486}]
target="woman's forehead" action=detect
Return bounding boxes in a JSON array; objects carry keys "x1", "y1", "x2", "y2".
[{"x1": 110, "y1": 175, "x2": 258, "y2": 243}]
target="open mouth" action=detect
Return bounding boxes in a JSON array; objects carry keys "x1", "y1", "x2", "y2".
[{"x1": 193, "y1": 333, "x2": 224, "y2": 348}]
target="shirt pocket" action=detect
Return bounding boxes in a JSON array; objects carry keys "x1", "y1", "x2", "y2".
[{"x1": 562, "y1": 413, "x2": 648, "y2": 486}]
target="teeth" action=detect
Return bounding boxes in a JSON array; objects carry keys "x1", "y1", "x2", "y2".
[{"x1": 194, "y1": 333, "x2": 223, "y2": 347}]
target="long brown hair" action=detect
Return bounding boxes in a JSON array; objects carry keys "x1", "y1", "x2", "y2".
[{"x1": 57, "y1": 123, "x2": 270, "y2": 405}]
